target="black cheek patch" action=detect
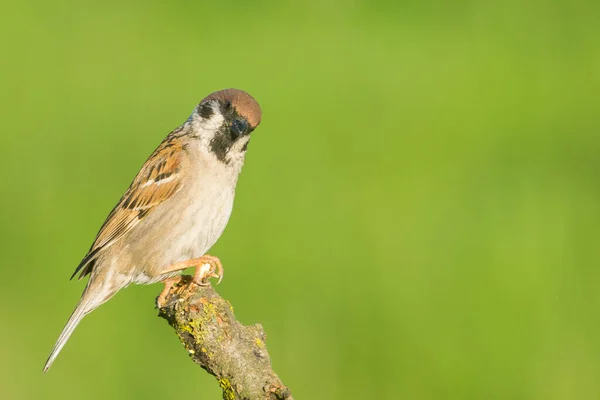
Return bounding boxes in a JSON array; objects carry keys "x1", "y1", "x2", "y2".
[
  {"x1": 198, "y1": 103, "x2": 214, "y2": 119},
  {"x1": 209, "y1": 127, "x2": 234, "y2": 163}
]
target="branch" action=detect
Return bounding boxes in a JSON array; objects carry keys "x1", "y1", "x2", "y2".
[{"x1": 156, "y1": 276, "x2": 293, "y2": 400}]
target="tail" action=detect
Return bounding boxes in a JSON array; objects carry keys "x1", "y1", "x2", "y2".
[{"x1": 43, "y1": 282, "x2": 116, "y2": 373}]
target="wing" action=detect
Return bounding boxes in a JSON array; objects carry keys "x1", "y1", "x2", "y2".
[{"x1": 71, "y1": 139, "x2": 186, "y2": 280}]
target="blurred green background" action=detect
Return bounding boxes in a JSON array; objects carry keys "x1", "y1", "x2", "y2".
[{"x1": 1, "y1": 0, "x2": 599, "y2": 399}]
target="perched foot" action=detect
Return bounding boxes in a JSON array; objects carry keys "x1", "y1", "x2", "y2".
[
  {"x1": 192, "y1": 255, "x2": 224, "y2": 286},
  {"x1": 157, "y1": 276, "x2": 183, "y2": 308},
  {"x1": 159, "y1": 255, "x2": 224, "y2": 287}
]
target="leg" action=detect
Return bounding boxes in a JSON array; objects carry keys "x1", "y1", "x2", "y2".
[{"x1": 160, "y1": 254, "x2": 224, "y2": 286}]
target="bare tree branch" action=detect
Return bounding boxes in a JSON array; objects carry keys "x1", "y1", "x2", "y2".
[{"x1": 157, "y1": 276, "x2": 293, "y2": 400}]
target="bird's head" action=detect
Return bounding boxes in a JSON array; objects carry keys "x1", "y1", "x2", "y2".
[{"x1": 190, "y1": 88, "x2": 262, "y2": 165}]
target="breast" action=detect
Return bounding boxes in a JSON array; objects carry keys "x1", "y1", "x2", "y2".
[
  {"x1": 125, "y1": 151, "x2": 239, "y2": 283},
  {"x1": 175, "y1": 181, "x2": 235, "y2": 260}
]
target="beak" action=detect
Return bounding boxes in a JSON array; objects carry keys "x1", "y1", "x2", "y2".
[{"x1": 231, "y1": 119, "x2": 249, "y2": 137}]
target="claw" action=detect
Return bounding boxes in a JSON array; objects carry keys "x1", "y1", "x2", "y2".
[
  {"x1": 214, "y1": 261, "x2": 224, "y2": 284},
  {"x1": 160, "y1": 255, "x2": 224, "y2": 287},
  {"x1": 191, "y1": 256, "x2": 224, "y2": 286},
  {"x1": 157, "y1": 276, "x2": 183, "y2": 307}
]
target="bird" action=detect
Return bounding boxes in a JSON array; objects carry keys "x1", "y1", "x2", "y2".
[{"x1": 43, "y1": 88, "x2": 262, "y2": 373}]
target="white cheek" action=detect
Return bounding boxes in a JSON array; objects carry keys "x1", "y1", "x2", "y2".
[
  {"x1": 200, "y1": 110, "x2": 225, "y2": 131},
  {"x1": 191, "y1": 103, "x2": 226, "y2": 149}
]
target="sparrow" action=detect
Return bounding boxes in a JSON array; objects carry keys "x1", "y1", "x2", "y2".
[{"x1": 43, "y1": 88, "x2": 262, "y2": 373}]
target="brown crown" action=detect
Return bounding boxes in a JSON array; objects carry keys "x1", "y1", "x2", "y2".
[{"x1": 202, "y1": 88, "x2": 262, "y2": 129}]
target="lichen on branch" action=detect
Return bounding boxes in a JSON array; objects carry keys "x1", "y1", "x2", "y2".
[{"x1": 157, "y1": 276, "x2": 293, "y2": 400}]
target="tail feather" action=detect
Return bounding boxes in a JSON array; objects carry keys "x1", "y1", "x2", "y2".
[
  {"x1": 43, "y1": 281, "x2": 116, "y2": 373},
  {"x1": 43, "y1": 297, "x2": 92, "y2": 373}
]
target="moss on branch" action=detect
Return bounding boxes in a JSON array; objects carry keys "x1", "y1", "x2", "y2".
[{"x1": 157, "y1": 276, "x2": 293, "y2": 400}]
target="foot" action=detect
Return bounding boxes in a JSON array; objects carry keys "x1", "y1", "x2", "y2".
[
  {"x1": 192, "y1": 255, "x2": 224, "y2": 286},
  {"x1": 157, "y1": 276, "x2": 183, "y2": 308},
  {"x1": 159, "y1": 254, "x2": 224, "y2": 287}
]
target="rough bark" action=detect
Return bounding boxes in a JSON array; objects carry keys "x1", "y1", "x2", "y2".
[{"x1": 156, "y1": 276, "x2": 293, "y2": 400}]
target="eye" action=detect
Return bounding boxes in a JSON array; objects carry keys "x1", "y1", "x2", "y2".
[
  {"x1": 230, "y1": 119, "x2": 249, "y2": 138},
  {"x1": 223, "y1": 100, "x2": 232, "y2": 111}
]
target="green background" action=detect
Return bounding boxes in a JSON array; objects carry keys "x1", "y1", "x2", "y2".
[{"x1": 1, "y1": 1, "x2": 599, "y2": 399}]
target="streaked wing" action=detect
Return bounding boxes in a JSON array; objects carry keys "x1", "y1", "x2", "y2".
[{"x1": 71, "y1": 139, "x2": 186, "y2": 279}]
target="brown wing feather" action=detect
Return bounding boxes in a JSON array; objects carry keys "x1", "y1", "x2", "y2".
[{"x1": 71, "y1": 139, "x2": 186, "y2": 279}]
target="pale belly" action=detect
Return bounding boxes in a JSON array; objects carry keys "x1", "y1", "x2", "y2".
[
  {"x1": 169, "y1": 188, "x2": 234, "y2": 262},
  {"x1": 123, "y1": 177, "x2": 236, "y2": 285}
]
